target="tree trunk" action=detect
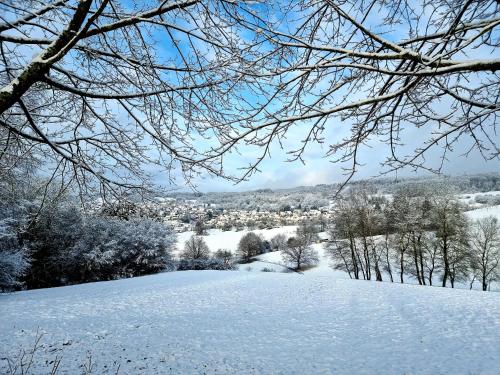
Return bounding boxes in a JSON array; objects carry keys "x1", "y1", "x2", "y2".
[
  {"x1": 363, "y1": 238, "x2": 371, "y2": 280},
  {"x1": 413, "y1": 250, "x2": 422, "y2": 284},
  {"x1": 385, "y1": 240, "x2": 393, "y2": 282},
  {"x1": 355, "y1": 245, "x2": 367, "y2": 280},
  {"x1": 350, "y1": 238, "x2": 359, "y2": 279},
  {"x1": 418, "y1": 241, "x2": 426, "y2": 285},
  {"x1": 399, "y1": 251, "x2": 405, "y2": 284},
  {"x1": 469, "y1": 275, "x2": 476, "y2": 290},
  {"x1": 442, "y1": 236, "x2": 449, "y2": 287},
  {"x1": 372, "y1": 247, "x2": 382, "y2": 282}
]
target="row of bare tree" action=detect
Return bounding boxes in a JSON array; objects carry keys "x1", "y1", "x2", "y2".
[{"x1": 328, "y1": 185, "x2": 499, "y2": 291}]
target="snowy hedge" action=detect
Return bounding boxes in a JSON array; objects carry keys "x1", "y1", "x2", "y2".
[
  {"x1": 0, "y1": 179, "x2": 177, "y2": 290},
  {"x1": 176, "y1": 258, "x2": 237, "y2": 271}
]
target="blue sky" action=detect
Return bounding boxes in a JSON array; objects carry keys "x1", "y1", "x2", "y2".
[
  {"x1": 148, "y1": 1, "x2": 500, "y2": 193},
  {"x1": 155, "y1": 116, "x2": 500, "y2": 192},
  {"x1": 99, "y1": 1, "x2": 500, "y2": 193},
  {"x1": 31, "y1": 0, "x2": 494, "y2": 194}
]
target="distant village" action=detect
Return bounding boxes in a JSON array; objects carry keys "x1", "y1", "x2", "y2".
[
  {"x1": 116, "y1": 198, "x2": 333, "y2": 233},
  {"x1": 96, "y1": 173, "x2": 500, "y2": 234}
]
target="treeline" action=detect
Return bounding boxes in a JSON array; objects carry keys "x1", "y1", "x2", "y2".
[
  {"x1": 328, "y1": 184, "x2": 500, "y2": 291},
  {"x1": 0, "y1": 173, "x2": 177, "y2": 292},
  {"x1": 351, "y1": 173, "x2": 500, "y2": 195}
]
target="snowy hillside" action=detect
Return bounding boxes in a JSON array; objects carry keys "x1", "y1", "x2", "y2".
[
  {"x1": 176, "y1": 225, "x2": 500, "y2": 288},
  {"x1": 175, "y1": 226, "x2": 298, "y2": 254},
  {"x1": 176, "y1": 226, "x2": 299, "y2": 272},
  {"x1": 243, "y1": 243, "x2": 347, "y2": 275},
  {"x1": 465, "y1": 204, "x2": 500, "y2": 220},
  {"x1": 1, "y1": 271, "x2": 499, "y2": 374},
  {"x1": 175, "y1": 226, "x2": 333, "y2": 273}
]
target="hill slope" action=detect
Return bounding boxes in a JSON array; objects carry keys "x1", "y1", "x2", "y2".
[{"x1": 1, "y1": 271, "x2": 499, "y2": 374}]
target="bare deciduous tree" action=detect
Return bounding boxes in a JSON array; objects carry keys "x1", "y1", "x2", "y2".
[
  {"x1": 0, "y1": 0, "x2": 267, "y2": 197},
  {"x1": 270, "y1": 233, "x2": 287, "y2": 252},
  {"x1": 431, "y1": 191, "x2": 469, "y2": 287},
  {"x1": 0, "y1": 0, "x2": 500, "y2": 200},
  {"x1": 283, "y1": 225, "x2": 319, "y2": 270},
  {"x1": 470, "y1": 216, "x2": 500, "y2": 291},
  {"x1": 386, "y1": 186, "x2": 434, "y2": 285},
  {"x1": 328, "y1": 191, "x2": 369, "y2": 280},
  {"x1": 227, "y1": 0, "x2": 500, "y2": 185},
  {"x1": 182, "y1": 235, "x2": 210, "y2": 261},
  {"x1": 282, "y1": 236, "x2": 319, "y2": 271},
  {"x1": 194, "y1": 220, "x2": 205, "y2": 236},
  {"x1": 237, "y1": 231, "x2": 262, "y2": 262},
  {"x1": 1, "y1": 0, "x2": 498, "y2": 196},
  {"x1": 326, "y1": 232, "x2": 356, "y2": 279}
]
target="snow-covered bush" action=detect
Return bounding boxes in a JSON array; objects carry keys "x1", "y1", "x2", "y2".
[
  {"x1": 178, "y1": 246, "x2": 236, "y2": 271},
  {"x1": 23, "y1": 203, "x2": 84, "y2": 288},
  {"x1": 237, "y1": 232, "x2": 264, "y2": 262},
  {"x1": 270, "y1": 234, "x2": 288, "y2": 252},
  {"x1": 69, "y1": 216, "x2": 176, "y2": 282},
  {"x1": 22, "y1": 201, "x2": 176, "y2": 288},
  {"x1": 0, "y1": 219, "x2": 29, "y2": 291},
  {"x1": 0, "y1": 172, "x2": 35, "y2": 291},
  {"x1": 261, "y1": 267, "x2": 275, "y2": 272},
  {"x1": 213, "y1": 249, "x2": 233, "y2": 264},
  {"x1": 181, "y1": 235, "x2": 210, "y2": 261},
  {"x1": 113, "y1": 217, "x2": 176, "y2": 276},
  {"x1": 176, "y1": 258, "x2": 236, "y2": 271}
]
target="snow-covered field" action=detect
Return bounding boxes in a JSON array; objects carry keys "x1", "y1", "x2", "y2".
[
  {"x1": 175, "y1": 226, "x2": 298, "y2": 254},
  {"x1": 3, "y1": 194, "x2": 500, "y2": 374},
  {"x1": 248, "y1": 243, "x2": 349, "y2": 275},
  {"x1": 2, "y1": 270, "x2": 500, "y2": 375},
  {"x1": 458, "y1": 191, "x2": 500, "y2": 206},
  {"x1": 175, "y1": 226, "x2": 339, "y2": 273},
  {"x1": 465, "y1": 204, "x2": 500, "y2": 220},
  {"x1": 175, "y1": 226, "x2": 299, "y2": 272}
]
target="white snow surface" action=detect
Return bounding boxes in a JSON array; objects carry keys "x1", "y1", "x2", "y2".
[
  {"x1": 175, "y1": 226, "x2": 333, "y2": 273},
  {"x1": 458, "y1": 191, "x2": 500, "y2": 205},
  {"x1": 465, "y1": 204, "x2": 500, "y2": 221},
  {"x1": 175, "y1": 226, "x2": 298, "y2": 255},
  {"x1": 1, "y1": 271, "x2": 500, "y2": 374}
]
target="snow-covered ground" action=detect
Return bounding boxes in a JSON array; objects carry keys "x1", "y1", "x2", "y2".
[
  {"x1": 458, "y1": 191, "x2": 500, "y2": 206},
  {"x1": 465, "y1": 204, "x2": 500, "y2": 221},
  {"x1": 175, "y1": 226, "x2": 298, "y2": 254},
  {"x1": 175, "y1": 226, "x2": 331, "y2": 273},
  {"x1": 176, "y1": 226, "x2": 298, "y2": 272},
  {"x1": 1, "y1": 270, "x2": 499, "y2": 374},
  {"x1": 246, "y1": 243, "x2": 349, "y2": 276}
]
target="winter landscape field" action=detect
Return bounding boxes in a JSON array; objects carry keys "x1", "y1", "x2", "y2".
[
  {"x1": 2, "y1": 198, "x2": 500, "y2": 374},
  {"x1": 2, "y1": 267, "x2": 500, "y2": 375},
  {"x1": 2, "y1": 0, "x2": 500, "y2": 374}
]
